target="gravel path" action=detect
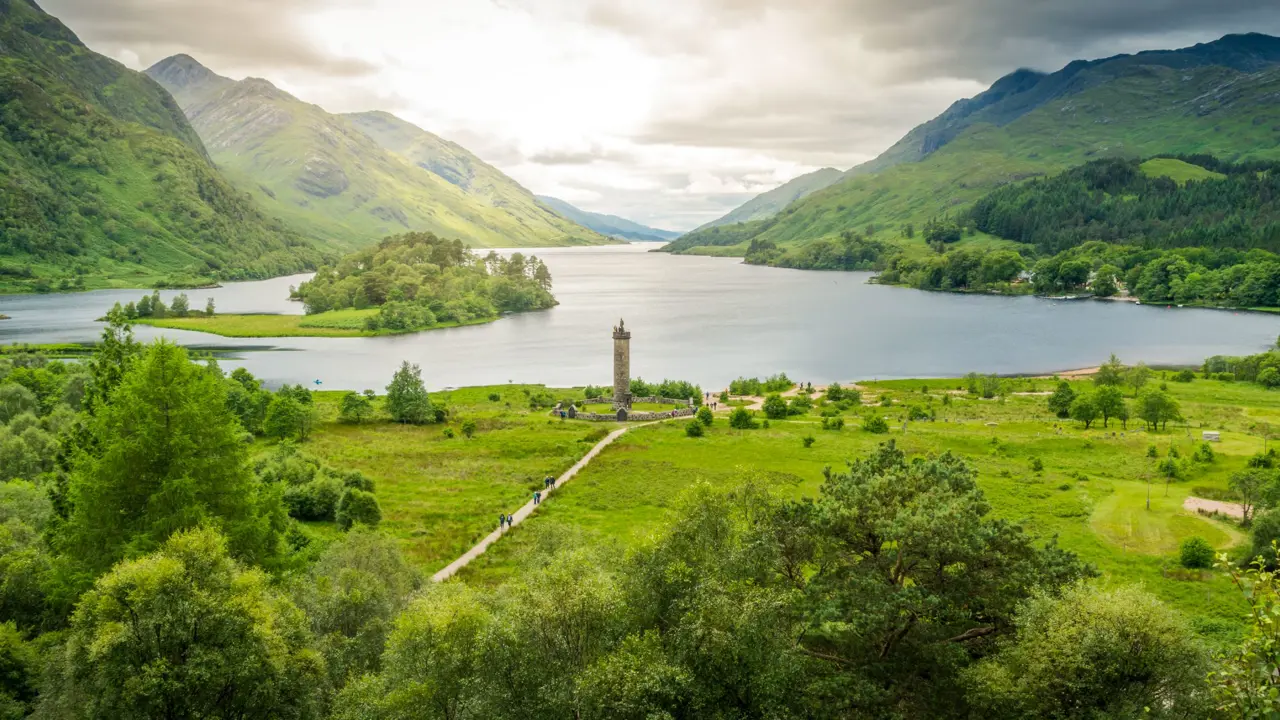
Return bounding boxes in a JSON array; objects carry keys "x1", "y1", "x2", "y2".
[
  {"x1": 432, "y1": 419, "x2": 669, "y2": 582},
  {"x1": 1183, "y1": 496, "x2": 1245, "y2": 519}
]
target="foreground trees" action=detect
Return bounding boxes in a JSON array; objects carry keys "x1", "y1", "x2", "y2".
[
  {"x1": 42, "y1": 528, "x2": 324, "y2": 720},
  {"x1": 60, "y1": 341, "x2": 287, "y2": 583}
]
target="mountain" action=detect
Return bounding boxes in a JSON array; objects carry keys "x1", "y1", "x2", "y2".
[
  {"x1": 146, "y1": 56, "x2": 608, "y2": 250},
  {"x1": 668, "y1": 33, "x2": 1280, "y2": 257},
  {"x1": 534, "y1": 196, "x2": 679, "y2": 241},
  {"x1": 694, "y1": 167, "x2": 843, "y2": 231},
  {"x1": 0, "y1": 0, "x2": 324, "y2": 292}
]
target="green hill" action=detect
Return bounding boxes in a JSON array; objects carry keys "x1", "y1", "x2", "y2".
[
  {"x1": 694, "y1": 167, "x2": 843, "y2": 231},
  {"x1": 667, "y1": 33, "x2": 1280, "y2": 258},
  {"x1": 146, "y1": 56, "x2": 609, "y2": 251},
  {"x1": 0, "y1": 0, "x2": 325, "y2": 292},
  {"x1": 534, "y1": 195, "x2": 679, "y2": 241}
]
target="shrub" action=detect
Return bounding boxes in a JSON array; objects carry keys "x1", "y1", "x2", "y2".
[
  {"x1": 461, "y1": 419, "x2": 477, "y2": 439},
  {"x1": 907, "y1": 405, "x2": 932, "y2": 421},
  {"x1": 685, "y1": 421, "x2": 704, "y2": 438},
  {"x1": 879, "y1": 395, "x2": 894, "y2": 407},
  {"x1": 488, "y1": 393, "x2": 501, "y2": 402},
  {"x1": 1147, "y1": 445, "x2": 1158, "y2": 458},
  {"x1": 1173, "y1": 370, "x2": 1195, "y2": 383},
  {"x1": 863, "y1": 415, "x2": 889, "y2": 434},
  {"x1": 762, "y1": 394, "x2": 789, "y2": 420},
  {"x1": 336, "y1": 488, "x2": 382, "y2": 530},
  {"x1": 1179, "y1": 537, "x2": 1214, "y2": 569},
  {"x1": 821, "y1": 417, "x2": 845, "y2": 431},
  {"x1": 719, "y1": 390, "x2": 729, "y2": 403},
  {"x1": 802, "y1": 435, "x2": 816, "y2": 448},
  {"x1": 729, "y1": 407, "x2": 757, "y2": 430},
  {"x1": 1029, "y1": 457, "x2": 1044, "y2": 473},
  {"x1": 442, "y1": 427, "x2": 455, "y2": 439},
  {"x1": 696, "y1": 405, "x2": 713, "y2": 426},
  {"x1": 1192, "y1": 442, "x2": 1215, "y2": 463},
  {"x1": 787, "y1": 395, "x2": 813, "y2": 416},
  {"x1": 825, "y1": 382, "x2": 845, "y2": 401}
]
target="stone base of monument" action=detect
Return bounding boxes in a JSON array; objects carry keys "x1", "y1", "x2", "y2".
[{"x1": 558, "y1": 397, "x2": 697, "y2": 423}]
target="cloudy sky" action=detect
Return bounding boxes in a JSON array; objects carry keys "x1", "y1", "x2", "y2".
[{"x1": 40, "y1": 0, "x2": 1280, "y2": 230}]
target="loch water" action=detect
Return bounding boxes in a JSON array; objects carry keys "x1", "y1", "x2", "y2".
[{"x1": 1, "y1": 244, "x2": 1276, "y2": 390}]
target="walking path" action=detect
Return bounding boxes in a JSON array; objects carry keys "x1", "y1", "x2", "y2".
[
  {"x1": 432, "y1": 419, "x2": 663, "y2": 582},
  {"x1": 1183, "y1": 496, "x2": 1245, "y2": 519}
]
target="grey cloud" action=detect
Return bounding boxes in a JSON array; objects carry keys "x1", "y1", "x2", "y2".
[{"x1": 38, "y1": 0, "x2": 376, "y2": 75}]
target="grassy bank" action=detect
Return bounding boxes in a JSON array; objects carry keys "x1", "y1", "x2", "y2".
[{"x1": 135, "y1": 309, "x2": 495, "y2": 338}]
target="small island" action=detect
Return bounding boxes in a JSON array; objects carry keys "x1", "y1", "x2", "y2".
[{"x1": 115, "y1": 232, "x2": 557, "y2": 338}]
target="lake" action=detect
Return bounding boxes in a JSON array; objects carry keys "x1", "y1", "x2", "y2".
[{"x1": 0, "y1": 244, "x2": 1276, "y2": 391}]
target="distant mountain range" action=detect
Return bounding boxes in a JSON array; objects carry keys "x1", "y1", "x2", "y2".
[
  {"x1": 694, "y1": 168, "x2": 843, "y2": 231},
  {"x1": 534, "y1": 196, "x2": 679, "y2": 241},
  {"x1": 146, "y1": 55, "x2": 607, "y2": 251},
  {"x1": 670, "y1": 33, "x2": 1280, "y2": 256},
  {"x1": 0, "y1": 0, "x2": 325, "y2": 292}
]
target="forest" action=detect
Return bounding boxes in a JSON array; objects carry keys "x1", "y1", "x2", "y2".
[
  {"x1": 968, "y1": 156, "x2": 1280, "y2": 256},
  {"x1": 294, "y1": 233, "x2": 557, "y2": 332}
]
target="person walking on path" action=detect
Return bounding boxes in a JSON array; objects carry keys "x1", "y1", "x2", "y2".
[
  {"x1": 499, "y1": 513, "x2": 506, "y2": 530},
  {"x1": 533, "y1": 491, "x2": 542, "y2": 505}
]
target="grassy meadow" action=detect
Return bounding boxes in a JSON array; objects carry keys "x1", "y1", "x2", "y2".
[
  {"x1": 291, "y1": 373, "x2": 1280, "y2": 640},
  {"x1": 136, "y1": 309, "x2": 494, "y2": 338}
]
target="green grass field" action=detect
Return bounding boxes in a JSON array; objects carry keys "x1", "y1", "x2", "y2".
[
  {"x1": 1140, "y1": 158, "x2": 1227, "y2": 185},
  {"x1": 290, "y1": 373, "x2": 1280, "y2": 639},
  {"x1": 135, "y1": 309, "x2": 494, "y2": 338}
]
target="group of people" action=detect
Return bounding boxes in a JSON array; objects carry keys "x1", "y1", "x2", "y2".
[
  {"x1": 499, "y1": 475, "x2": 558, "y2": 530},
  {"x1": 702, "y1": 391, "x2": 720, "y2": 411}
]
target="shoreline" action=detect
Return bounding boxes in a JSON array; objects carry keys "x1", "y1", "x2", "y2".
[{"x1": 132, "y1": 312, "x2": 498, "y2": 339}]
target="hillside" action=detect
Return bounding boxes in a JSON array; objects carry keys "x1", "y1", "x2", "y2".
[
  {"x1": 0, "y1": 0, "x2": 325, "y2": 292},
  {"x1": 694, "y1": 167, "x2": 843, "y2": 230},
  {"x1": 146, "y1": 56, "x2": 609, "y2": 251},
  {"x1": 534, "y1": 195, "x2": 679, "y2": 241},
  {"x1": 668, "y1": 33, "x2": 1280, "y2": 258}
]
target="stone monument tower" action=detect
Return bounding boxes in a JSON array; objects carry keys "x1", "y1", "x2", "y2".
[{"x1": 612, "y1": 319, "x2": 631, "y2": 409}]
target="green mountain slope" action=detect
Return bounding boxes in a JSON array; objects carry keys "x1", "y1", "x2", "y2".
[
  {"x1": 146, "y1": 57, "x2": 608, "y2": 250},
  {"x1": 0, "y1": 0, "x2": 324, "y2": 292},
  {"x1": 534, "y1": 196, "x2": 679, "y2": 241},
  {"x1": 344, "y1": 111, "x2": 609, "y2": 247},
  {"x1": 669, "y1": 33, "x2": 1280, "y2": 258},
  {"x1": 694, "y1": 167, "x2": 843, "y2": 230}
]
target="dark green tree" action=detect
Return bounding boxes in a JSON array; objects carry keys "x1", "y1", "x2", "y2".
[
  {"x1": 1047, "y1": 381, "x2": 1077, "y2": 418},
  {"x1": 61, "y1": 341, "x2": 286, "y2": 578},
  {"x1": 385, "y1": 362, "x2": 433, "y2": 425},
  {"x1": 44, "y1": 528, "x2": 323, "y2": 720}
]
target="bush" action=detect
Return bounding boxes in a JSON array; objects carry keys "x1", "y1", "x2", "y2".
[
  {"x1": 336, "y1": 488, "x2": 382, "y2": 530},
  {"x1": 461, "y1": 419, "x2": 477, "y2": 439},
  {"x1": 1179, "y1": 536, "x2": 1214, "y2": 569},
  {"x1": 729, "y1": 408, "x2": 757, "y2": 430},
  {"x1": 1173, "y1": 369, "x2": 1195, "y2": 383},
  {"x1": 762, "y1": 394, "x2": 789, "y2": 420},
  {"x1": 787, "y1": 394, "x2": 813, "y2": 416},
  {"x1": 488, "y1": 393, "x2": 501, "y2": 402},
  {"x1": 696, "y1": 405, "x2": 713, "y2": 426},
  {"x1": 802, "y1": 435, "x2": 815, "y2": 448},
  {"x1": 442, "y1": 427, "x2": 455, "y2": 439},
  {"x1": 283, "y1": 477, "x2": 343, "y2": 521},
  {"x1": 685, "y1": 421, "x2": 704, "y2": 438},
  {"x1": 821, "y1": 417, "x2": 845, "y2": 431},
  {"x1": 1192, "y1": 442, "x2": 1215, "y2": 463},
  {"x1": 907, "y1": 405, "x2": 932, "y2": 421},
  {"x1": 1029, "y1": 457, "x2": 1044, "y2": 473},
  {"x1": 863, "y1": 415, "x2": 889, "y2": 434}
]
